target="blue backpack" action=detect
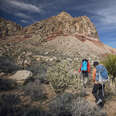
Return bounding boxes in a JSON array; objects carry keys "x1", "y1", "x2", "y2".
[
  {"x1": 96, "y1": 64, "x2": 108, "y2": 83},
  {"x1": 81, "y1": 60, "x2": 88, "y2": 71}
]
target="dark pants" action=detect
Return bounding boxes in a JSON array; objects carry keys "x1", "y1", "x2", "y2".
[
  {"x1": 82, "y1": 71, "x2": 88, "y2": 77},
  {"x1": 80, "y1": 71, "x2": 88, "y2": 87},
  {"x1": 92, "y1": 84, "x2": 105, "y2": 102}
]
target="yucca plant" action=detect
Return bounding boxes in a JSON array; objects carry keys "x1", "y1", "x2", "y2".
[{"x1": 101, "y1": 54, "x2": 116, "y2": 81}]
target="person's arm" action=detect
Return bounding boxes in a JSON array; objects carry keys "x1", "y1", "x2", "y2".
[
  {"x1": 92, "y1": 68, "x2": 96, "y2": 82},
  {"x1": 87, "y1": 62, "x2": 90, "y2": 73},
  {"x1": 78, "y1": 64, "x2": 82, "y2": 73}
]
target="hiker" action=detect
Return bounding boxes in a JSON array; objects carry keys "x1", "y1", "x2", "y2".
[
  {"x1": 79, "y1": 59, "x2": 90, "y2": 88},
  {"x1": 92, "y1": 61, "x2": 108, "y2": 107}
]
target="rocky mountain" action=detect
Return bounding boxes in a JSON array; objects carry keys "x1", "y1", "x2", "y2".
[
  {"x1": 0, "y1": 17, "x2": 22, "y2": 38},
  {"x1": 23, "y1": 11, "x2": 98, "y2": 40}
]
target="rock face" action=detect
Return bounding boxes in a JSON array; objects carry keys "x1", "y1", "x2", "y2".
[
  {"x1": 23, "y1": 11, "x2": 98, "y2": 40},
  {"x1": 0, "y1": 17, "x2": 22, "y2": 38},
  {"x1": 9, "y1": 70, "x2": 33, "y2": 84}
]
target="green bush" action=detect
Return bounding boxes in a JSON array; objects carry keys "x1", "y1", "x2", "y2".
[{"x1": 101, "y1": 54, "x2": 116, "y2": 80}]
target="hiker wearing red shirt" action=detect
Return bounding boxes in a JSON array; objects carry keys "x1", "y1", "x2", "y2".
[{"x1": 79, "y1": 59, "x2": 90, "y2": 88}]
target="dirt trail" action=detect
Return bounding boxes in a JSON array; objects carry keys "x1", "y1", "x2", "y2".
[{"x1": 85, "y1": 87, "x2": 116, "y2": 116}]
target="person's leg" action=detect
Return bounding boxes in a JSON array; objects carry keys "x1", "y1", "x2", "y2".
[
  {"x1": 84, "y1": 77, "x2": 88, "y2": 85},
  {"x1": 80, "y1": 72, "x2": 84, "y2": 87},
  {"x1": 98, "y1": 84, "x2": 105, "y2": 99},
  {"x1": 83, "y1": 72, "x2": 88, "y2": 88},
  {"x1": 96, "y1": 84, "x2": 105, "y2": 107},
  {"x1": 92, "y1": 84, "x2": 99, "y2": 102},
  {"x1": 98, "y1": 84, "x2": 105, "y2": 104}
]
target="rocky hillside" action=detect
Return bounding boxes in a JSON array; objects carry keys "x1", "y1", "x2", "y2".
[{"x1": 0, "y1": 17, "x2": 22, "y2": 38}]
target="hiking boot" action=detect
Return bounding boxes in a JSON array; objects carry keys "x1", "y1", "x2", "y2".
[
  {"x1": 95, "y1": 99, "x2": 97, "y2": 103},
  {"x1": 96, "y1": 99, "x2": 102, "y2": 105}
]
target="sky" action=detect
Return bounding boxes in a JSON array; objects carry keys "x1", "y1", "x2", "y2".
[{"x1": 0, "y1": 0, "x2": 116, "y2": 48}]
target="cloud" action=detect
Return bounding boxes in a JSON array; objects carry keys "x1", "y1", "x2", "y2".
[
  {"x1": 72, "y1": 1, "x2": 116, "y2": 32},
  {"x1": 20, "y1": 19, "x2": 29, "y2": 24},
  {"x1": 15, "y1": 13, "x2": 31, "y2": 19},
  {"x1": 0, "y1": 0, "x2": 43, "y2": 14},
  {"x1": 9, "y1": 0, "x2": 42, "y2": 13},
  {"x1": 0, "y1": 0, "x2": 43, "y2": 25}
]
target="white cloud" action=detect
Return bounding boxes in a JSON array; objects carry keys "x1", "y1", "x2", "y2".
[
  {"x1": 0, "y1": 0, "x2": 43, "y2": 14},
  {"x1": 72, "y1": 1, "x2": 116, "y2": 32},
  {"x1": 91, "y1": 3, "x2": 116, "y2": 24},
  {"x1": 8, "y1": 0, "x2": 42, "y2": 13},
  {"x1": 21, "y1": 20, "x2": 29, "y2": 24},
  {"x1": 15, "y1": 13, "x2": 31, "y2": 19}
]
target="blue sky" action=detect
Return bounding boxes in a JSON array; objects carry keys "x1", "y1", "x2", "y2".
[{"x1": 0, "y1": 0, "x2": 116, "y2": 48}]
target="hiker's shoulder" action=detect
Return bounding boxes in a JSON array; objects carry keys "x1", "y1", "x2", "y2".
[{"x1": 96, "y1": 64, "x2": 103, "y2": 68}]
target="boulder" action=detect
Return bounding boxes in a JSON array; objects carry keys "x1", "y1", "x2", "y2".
[{"x1": 9, "y1": 70, "x2": 32, "y2": 84}]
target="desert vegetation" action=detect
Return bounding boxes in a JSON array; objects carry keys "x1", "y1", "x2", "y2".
[{"x1": 47, "y1": 60, "x2": 80, "y2": 93}]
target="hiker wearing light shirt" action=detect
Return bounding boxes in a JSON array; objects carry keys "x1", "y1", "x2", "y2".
[{"x1": 92, "y1": 61, "x2": 108, "y2": 107}]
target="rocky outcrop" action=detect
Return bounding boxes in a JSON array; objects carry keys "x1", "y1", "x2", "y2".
[
  {"x1": 23, "y1": 11, "x2": 98, "y2": 41},
  {"x1": 0, "y1": 17, "x2": 22, "y2": 38}
]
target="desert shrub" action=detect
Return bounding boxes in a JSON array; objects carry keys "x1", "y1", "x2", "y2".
[
  {"x1": 0, "y1": 78, "x2": 17, "y2": 91},
  {"x1": 71, "y1": 97, "x2": 106, "y2": 116},
  {"x1": 49, "y1": 93, "x2": 73, "y2": 116},
  {"x1": 23, "y1": 79, "x2": 47, "y2": 101},
  {"x1": 23, "y1": 106, "x2": 51, "y2": 116},
  {"x1": 101, "y1": 54, "x2": 116, "y2": 80},
  {"x1": 0, "y1": 56, "x2": 20, "y2": 73},
  {"x1": 47, "y1": 60, "x2": 78, "y2": 93},
  {"x1": 0, "y1": 93, "x2": 22, "y2": 116},
  {"x1": 0, "y1": 93, "x2": 50, "y2": 116},
  {"x1": 27, "y1": 61, "x2": 48, "y2": 83},
  {"x1": 49, "y1": 93, "x2": 106, "y2": 116}
]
